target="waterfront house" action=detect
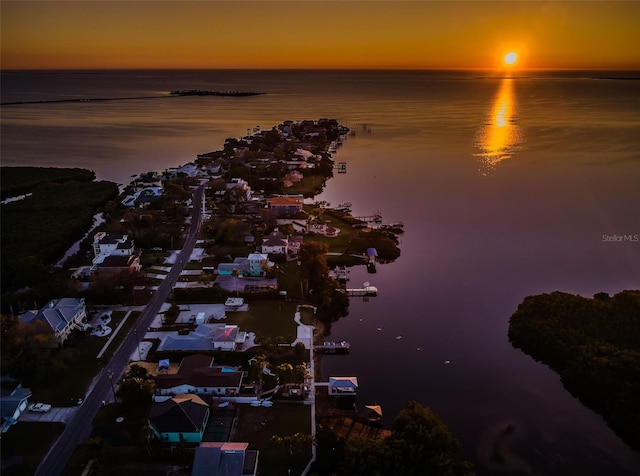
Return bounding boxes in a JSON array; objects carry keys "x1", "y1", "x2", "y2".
[
  {"x1": 149, "y1": 394, "x2": 210, "y2": 444},
  {"x1": 157, "y1": 324, "x2": 247, "y2": 353},
  {"x1": 18, "y1": 298, "x2": 87, "y2": 346},
  {"x1": 328, "y1": 377, "x2": 358, "y2": 396},
  {"x1": 0, "y1": 380, "x2": 31, "y2": 433},
  {"x1": 154, "y1": 354, "x2": 243, "y2": 401},
  {"x1": 192, "y1": 442, "x2": 259, "y2": 476}
]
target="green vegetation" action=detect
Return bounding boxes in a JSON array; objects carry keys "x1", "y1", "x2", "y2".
[
  {"x1": 312, "y1": 400, "x2": 476, "y2": 476},
  {"x1": 298, "y1": 241, "x2": 349, "y2": 324},
  {"x1": 0, "y1": 311, "x2": 138, "y2": 405},
  {"x1": 0, "y1": 166, "x2": 96, "y2": 199},
  {"x1": 508, "y1": 290, "x2": 640, "y2": 451},
  {"x1": 116, "y1": 364, "x2": 155, "y2": 408},
  {"x1": 1, "y1": 167, "x2": 118, "y2": 294},
  {"x1": 302, "y1": 204, "x2": 401, "y2": 262},
  {"x1": 233, "y1": 404, "x2": 312, "y2": 476}
]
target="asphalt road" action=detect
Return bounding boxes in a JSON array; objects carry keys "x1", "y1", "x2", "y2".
[{"x1": 35, "y1": 185, "x2": 204, "y2": 476}]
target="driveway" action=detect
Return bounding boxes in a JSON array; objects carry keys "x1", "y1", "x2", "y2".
[{"x1": 19, "y1": 406, "x2": 77, "y2": 423}]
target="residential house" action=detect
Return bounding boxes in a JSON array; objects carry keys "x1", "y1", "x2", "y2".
[
  {"x1": 19, "y1": 298, "x2": 87, "y2": 346},
  {"x1": 328, "y1": 377, "x2": 358, "y2": 396},
  {"x1": 93, "y1": 254, "x2": 142, "y2": 274},
  {"x1": 216, "y1": 254, "x2": 272, "y2": 278},
  {"x1": 133, "y1": 172, "x2": 163, "y2": 189},
  {"x1": 149, "y1": 394, "x2": 210, "y2": 444},
  {"x1": 260, "y1": 231, "x2": 288, "y2": 255},
  {"x1": 0, "y1": 379, "x2": 31, "y2": 433},
  {"x1": 192, "y1": 442, "x2": 259, "y2": 476},
  {"x1": 154, "y1": 354, "x2": 243, "y2": 401},
  {"x1": 93, "y1": 232, "x2": 135, "y2": 258},
  {"x1": 158, "y1": 324, "x2": 247, "y2": 353},
  {"x1": 226, "y1": 178, "x2": 252, "y2": 201},
  {"x1": 92, "y1": 232, "x2": 140, "y2": 273},
  {"x1": 266, "y1": 196, "x2": 303, "y2": 217}
]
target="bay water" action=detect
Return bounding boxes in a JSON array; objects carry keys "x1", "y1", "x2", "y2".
[{"x1": 2, "y1": 69, "x2": 640, "y2": 474}]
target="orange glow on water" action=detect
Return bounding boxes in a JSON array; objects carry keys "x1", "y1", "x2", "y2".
[{"x1": 475, "y1": 78, "x2": 521, "y2": 175}]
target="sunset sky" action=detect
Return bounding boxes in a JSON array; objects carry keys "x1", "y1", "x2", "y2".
[{"x1": 2, "y1": 1, "x2": 639, "y2": 70}]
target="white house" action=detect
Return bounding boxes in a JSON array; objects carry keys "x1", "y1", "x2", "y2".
[
  {"x1": 93, "y1": 232, "x2": 134, "y2": 258},
  {"x1": 92, "y1": 232, "x2": 139, "y2": 273},
  {"x1": 19, "y1": 298, "x2": 87, "y2": 346},
  {"x1": 154, "y1": 354, "x2": 243, "y2": 401},
  {"x1": 261, "y1": 230, "x2": 289, "y2": 255}
]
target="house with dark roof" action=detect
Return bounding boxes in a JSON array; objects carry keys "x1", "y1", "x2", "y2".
[
  {"x1": 157, "y1": 324, "x2": 247, "y2": 353},
  {"x1": 260, "y1": 230, "x2": 289, "y2": 255},
  {"x1": 154, "y1": 354, "x2": 243, "y2": 401},
  {"x1": 149, "y1": 394, "x2": 210, "y2": 444},
  {"x1": 328, "y1": 376, "x2": 358, "y2": 395},
  {"x1": 0, "y1": 379, "x2": 31, "y2": 433},
  {"x1": 192, "y1": 442, "x2": 259, "y2": 476},
  {"x1": 93, "y1": 254, "x2": 141, "y2": 274},
  {"x1": 19, "y1": 298, "x2": 87, "y2": 346}
]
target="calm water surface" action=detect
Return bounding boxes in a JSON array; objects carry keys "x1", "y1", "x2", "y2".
[{"x1": 2, "y1": 70, "x2": 640, "y2": 475}]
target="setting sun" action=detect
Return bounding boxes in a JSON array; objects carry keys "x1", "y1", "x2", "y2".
[{"x1": 504, "y1": 52, "x2": 518, "y2": 66}]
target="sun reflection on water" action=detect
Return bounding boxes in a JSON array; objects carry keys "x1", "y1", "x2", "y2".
[{"x1": 474, "y1": 78, "x2": 521, "y2": 175}]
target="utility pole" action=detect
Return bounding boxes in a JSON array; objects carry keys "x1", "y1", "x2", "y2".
[
  {"x1": 134, "y1": 329, "x2": 142, "y2": 361},
  {"x1": 107, "y1": 371, "x2": 117, "y2": 403}
]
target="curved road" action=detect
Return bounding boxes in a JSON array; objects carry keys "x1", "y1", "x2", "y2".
[{"x1": 35, "y1": 185, "x2": 204, "y2": 476}]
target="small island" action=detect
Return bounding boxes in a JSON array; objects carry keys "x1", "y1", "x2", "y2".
[
  {"x1": 508, "y1": 290, "x2": 640, "y2": 452},
  {"x1": 170, "y1": 90, "x2": 265, "y2": 97}
]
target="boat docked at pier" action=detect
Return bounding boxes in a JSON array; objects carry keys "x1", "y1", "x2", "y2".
[{"x1": 315, "y1": 340, "x2": 350, "y2": 354}]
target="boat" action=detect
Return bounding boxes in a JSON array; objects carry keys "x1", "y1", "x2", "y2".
[
  {"x1": 225, "y1": 297, "x2": 244, "y2": 308},
  {"x1": 316, "y1": 340, "x2": 350, "y2": 354}
]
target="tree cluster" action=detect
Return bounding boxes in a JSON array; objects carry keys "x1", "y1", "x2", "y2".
[
  {"x1": 508, "y1": 290, "x2": 640, "y2": 451},
  {"x1": 313, "y1": 401, "x2": 476, "y2": 476},
  {"x1": 1, "y1": 175, "x2": 118, "y2": 294},
  {"x1": 298, "y1": 242, "x2": 349, "y2": 323},
  {"x1": 0, "y1": 166, "x2": 95, "y2": 199}
]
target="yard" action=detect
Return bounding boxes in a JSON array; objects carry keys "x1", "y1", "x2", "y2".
[
  {"x1": 29, "y1": 310, "x2": 140, "y2": 406},
  {"x1": 0, "y1": 422, "x2": 65, "y2": 476},
  {"x1": 231, "y1": 403, "x2": 313, "y2": 476},
  {"x1": 223, "y1": 300, "x2": 314, "y2": 343}
]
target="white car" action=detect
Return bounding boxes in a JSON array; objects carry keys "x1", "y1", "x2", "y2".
[{"x1": 28, "y1": 403, "x2": 52, "y2": 413}]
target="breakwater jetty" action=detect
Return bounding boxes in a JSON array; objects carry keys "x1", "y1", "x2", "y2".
[
  {"x1": 170, "y1": 90, "x2": 265, "y2": 97},
  {"x1": 2, "y1": 90, "x2": 265, "y2": 106}
]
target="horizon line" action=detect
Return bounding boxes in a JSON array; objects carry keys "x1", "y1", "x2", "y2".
[{"x1": 3, "y1": 66, "x2": 639, "y2": 73}]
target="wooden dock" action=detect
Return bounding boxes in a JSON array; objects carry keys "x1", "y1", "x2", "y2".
[
  {"x1": 315, "y1": 341, "x2": 350, "y2": 354},
  {"x1": 342, "y1": 285, "x2": 378, "y2": 297}
]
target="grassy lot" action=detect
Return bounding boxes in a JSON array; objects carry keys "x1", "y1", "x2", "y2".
[
  {"x1": 286, "y1": 175, "x2": 328, "y2": 197},
  {"x1": 0, "y1": 422, "x2": 65, "y2": 476},
  {"x1": 63, "y1": 444, "x2": 193, "y2": 476},
  {"x1": 232, "y1": 403, "x2": 312, "y2": 476},
  {"x1": 224, "y1": 301, "x2": 314, "y2": 342}
]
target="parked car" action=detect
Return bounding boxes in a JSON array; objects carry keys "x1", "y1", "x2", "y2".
[{"x1": 28, "y1": 403, "x2": 52, "y2": 413}]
